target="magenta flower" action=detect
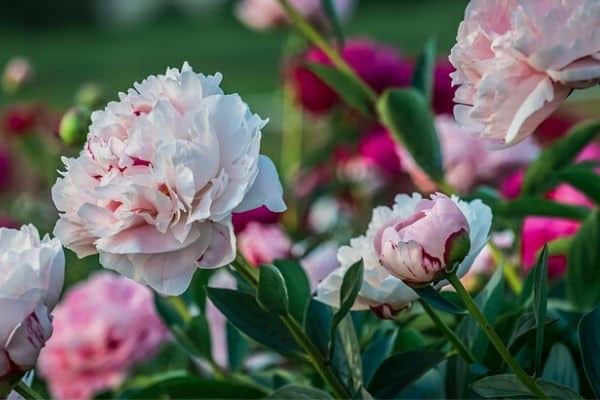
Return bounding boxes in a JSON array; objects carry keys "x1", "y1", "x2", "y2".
[{"x1": 237, "y1": 222, "x2": 292, "y2": 267}]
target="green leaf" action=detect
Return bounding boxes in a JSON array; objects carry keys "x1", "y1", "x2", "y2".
[
  {"x1": 117, "y1": 371, "x2": 267, "y2": 399},
  {"x1": 415, "y1": 285, "x2": 466, "y2": 315},
  {"x1": 257, "y1": 264, "x2": 289, "y2": 315},
  {"x1": 362, "y1": 329, "x2": 397, "y2": 385},
  {"x1": 542, "y1": 343, "x2": 580, "y2": 393},
  {"x1": 320, "y1": 0, "x2": 344, "y2": 47},
  {"x1": 508, "y1": 313, "x2": 557, "y2": 351},
  {"x1": 411, "y1": 38, "x2": 436, "y2": 103},
  {"x1": 226, "y1": 322, "x2": 248, "y2": 371},
  {"x1": 533, "y1": 245, "x2": 548, "y2": 374},
  {"x1": 472, "y1": 267, "x2": 505, "y2": 358},
  {"x1": 268, "y1": 385, "x2": 332, "y2": 399},
  {"x1": 306, "y1": 62, "x2": 372, "y2": 116},
  {"x1": 367, "y1": 351, "x2": 445, "y2": 399},
  {"x1": 490, "y1": 197, "x2": 590, "y2": 221},
  {"x1": 273, "y1": 259, "x2": 311, "y2": 323},
  {"x1": 522, "y1": 120, "x2": 600, "y2": 194},
  {"x1": 578, "y1": 306, "x2": 600, "y2": 398},
  {"x1": 174, "y1": 315, "x2": 212, "y2": 360},
  {"x1": 471, "y1": 374, "x2": 582, "y2": 399},
  {"x1": 330, "y1": 261, "x2": 363, "y2": 356},
  {"x1": 377, "y1": 88, "x2": 443, "y2": 181},
  {"x1": 567, "y1": 211, "x2": 600, "y2": 311},
  {"x1": 154, "y1": 294, "x2": 187, "y2": 327},
  {"x1": 557, "y1": 164, "x2": 600, "y2": 204},
  {"x1": 206, "y1": 287, "x2": 300, "y2": 355}
]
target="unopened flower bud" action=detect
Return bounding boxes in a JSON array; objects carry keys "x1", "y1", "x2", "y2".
[
  {"x1": 58, "y1": 107, "x2": 90, "y2": 146},
  {"x1": 2, "y1": 58, "x2": 34, "y2": 94},
  {"x1": 75, "y1": 83, "x2": 105, "y2": 110}
]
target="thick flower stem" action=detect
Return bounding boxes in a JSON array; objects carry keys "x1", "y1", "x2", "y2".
[
  {"x1": 418, "y1": 299, "x2": 476, "y2": 364},
  {"x1": 276, "y1": 0, "x2": 377, "y2": 104},
  {"x1": 446, "y1": 273, "x2": 549, "y2": 399},
  {"x1": 230, "y1": 256, "x2": 351, "y2": 399},
  {"x1": 13, "y1": 381, "x2": 44, "y2": 400}
]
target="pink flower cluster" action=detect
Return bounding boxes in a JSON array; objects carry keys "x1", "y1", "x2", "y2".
[{"x1": 38, "y1": 273, "x2": 167, "y2": 400}]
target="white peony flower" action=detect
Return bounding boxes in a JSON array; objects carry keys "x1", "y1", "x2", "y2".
[{"x1": 52, "y1": 63, "x2": 285, "y2": 295}]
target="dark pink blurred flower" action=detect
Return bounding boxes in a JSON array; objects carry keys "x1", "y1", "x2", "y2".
[
  {"x1": 500, "y1": 169, "x2": 525, "y2": 199},
  {"x1": 237, "y1": 222, "x2": 292, "y2": 267},
  {"x1": 357, "y1": 126, "x2": 403, "y2": 176},
  {"x1": 232, "y1": 205, "x2": 282, "y2": 233},
  {"x1": 520, "y1": 143, "x2": 599, "y2": 278},
  {"x1": 433, "y1": 59, "x2": 456, "y2": 115},
  {"x1": 0, "y1": 147, "x2": 13, "y2": 191},
  {"x1": 534, "y1": 112, "x2": 579, "y2": 145},
  {"x1": 0, "y1": 216, "x2": 19, "y2": 228},
  {"x1": 38, "y1": 273, "x2": 167, "y2": 400},
  {"x1": 291, "y1": 39, "x2": 412, "y2": 114},
  {"x1": 2, "y1": 106, "x2": 37, "y2": 136}
]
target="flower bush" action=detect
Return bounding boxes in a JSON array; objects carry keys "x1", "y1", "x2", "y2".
[{"x1": 1, "y1": 1, "x2": 600, "y2": 399}]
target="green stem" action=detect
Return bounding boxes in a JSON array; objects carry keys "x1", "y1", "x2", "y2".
[
  {"x1": 446, "y1": 273, "x2": 548, "y2": 399},
  {"x1": 230, "y1": 256, "x2": 350, "y2": 399},
  {"x1": 13, "y1": 381, "x2": 44, "y2": 400},
  {"x1": 276, "y1": 0, "x2": 377, "y2": 104},
  {"x1": 419, "y1": 299, "x2": 476, "y2": 364}
]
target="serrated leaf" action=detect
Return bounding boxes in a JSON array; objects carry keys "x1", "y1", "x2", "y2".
[
  {"x1": 415, "y1": 285, "x2": 466, "y2": 315},
  {"x1": 578, "y1": 306, "x2": 600, "y2": 398},
  {"x1": 206, "y1": 287, "x2": 299, "y2": 355},
  {"x1": 257, "y1": 264, "x2": 289, "y2": 315},
  {"x1": 411, "y1": 38, "x2": 436, "y2": 103},
  {"x1": 533, "y1": 245, "x2": 548, "y2": 374},
  {"x1": 567, "y1": 211, "x2": 600, "y2": 311},
  {"x1": 471, "y1": 374, "x2": 582, "y2": 399},
  {"x1": 523, "y1": 121, "x2": 600, "y2": 194},
  {"x1": 367, "y1": 351, "x2": 445, "y2": 399},
  {"x1": 306, "y1": 62, "x2": 372, "y2": 115},
  {"x1": 377, "y1": 88, "x2": 443, "y2": 181}
]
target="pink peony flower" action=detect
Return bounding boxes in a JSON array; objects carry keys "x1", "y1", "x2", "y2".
[
  {"x1": 237, "y1": 222, "x2": 292, "y2": 266},
  {"x1": 291, "y1": 39, "x2": 412, "y2": 114},
  {"x1": 232, "y1": 205, "x2": 281, "y2": 233},
  {"x1": 2, "y1": 106, "x2": 37, "y2": 136},
  {"x1": 38, "y1": 273, "x2": 167, "y2": 400},
  {"x1": 235, "y1": 0, "x2": 355, "y2": 31},
  {"x1": 51, "y1": 63, "x2": 285, "y2": 295},
  {"x1": 403, "y1": 115, "x2": 539, "y2": 193},
  {"x1": 0, "y1": 225, "x2": 64, "y2": 386},
  {"x1": 357, "y1": 126, "x2": 403, "y2": 177},
  {"x1": 316, "y1": 193, "x2": 491, "y2": 317},
  {"x1": 450, "y1": 0, "x2": 600, "y2": 145}
]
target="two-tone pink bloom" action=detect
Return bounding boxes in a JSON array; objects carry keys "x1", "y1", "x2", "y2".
[
  {"x1": 450, "y1": 0, "x2": 600, "y2": 144},
  {"x1": 38, "y1": 273, "x2": 167, "y2": 400},
  {"x1": 316, "y1": 193, "x2": 491, "y2": 318},
  {"x1": 52, "y1": 63, "x2": 285, "y2": 295},
  {"x1": 0, "y1": 225, "x2": 64, "y2": 387}
]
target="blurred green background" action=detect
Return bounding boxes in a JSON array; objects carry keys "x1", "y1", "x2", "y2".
[{"x1": 0, "y1": 0, "x2": 469, "y2": 109}]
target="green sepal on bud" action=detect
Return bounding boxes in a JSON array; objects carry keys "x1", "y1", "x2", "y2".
[
  {"x1": 444, "y1": 229, "x2": 471, "y2": 272},
  {"x1": 59, "y1": 106, "x2": 91, "y2": 146}
]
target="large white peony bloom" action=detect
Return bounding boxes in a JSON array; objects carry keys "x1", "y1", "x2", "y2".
[
  {"x1": 0, "y1": 224, "x2": 64, "y2": 388},
  {"x1": 52, "y1": 63, "x2": 285, "y2": 295}
]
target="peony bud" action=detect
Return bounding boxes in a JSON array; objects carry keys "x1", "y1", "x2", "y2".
[
  {"x1": 58, "y1": 107, "x2": 90, "y2": 146},
  {"x1": 74, "y1": 83, "x2": 106, "y2": 110},
  {"x1": 2, "y1": 58, "x2": 34, "y2": 94},
  {"x1": 0, "y1": 225, "x2": 64, "y2": 390},
  {"x1": 375, "y1": 194, "x2": 472, "y2": 286}
]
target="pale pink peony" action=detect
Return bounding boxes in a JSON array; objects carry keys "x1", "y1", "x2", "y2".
[
  {"x1": 316, "y1": 193, "x2": 491, "y2": 317},
  {"x1": 237, "y1": 222, "x2": 292, "y2": 267},
  {"x1": 403, "y1": 115, "x2": 539, "y2": 193},
  {"x1": 38, "y1": 273, "x2": 167, "y2": 400},
  {"x1": 0, "y1": 225, "x2": 64, "y2": 388},
  {"x1": 450, "y1": 0, "x2": 600, "y2": 144},
  {"x1": 51, "y1": 63, "x2": 285, "y2": 295},
  {"x1": 235, "y1": 0, "x2": 355, "y2": 31}
]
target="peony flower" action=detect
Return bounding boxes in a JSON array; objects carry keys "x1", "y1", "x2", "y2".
[
  {"x1": 2, "y1": 106, "x2": 37, "y2": 136},
  {"x1": 38, "y1": 272, "x2": 167, "y2": 400},
  {"x1": 235, "y1": 0, "x2": 355, "y2": 31},
  {"x1": 0, "y1": 224, "x2": 64, "y2": 387},
  {"x1": 232, "y1": 205, "x2": 281, "y2": 233},
  {"x1": 316, "y1": 193, "x2": 491, "y2": 317},
  {"x1": 291, "y1": 39, "x2": 412, "y2": 114},
  {"x1": 2, "y1": 58, "x2": 34, "y2": 94},
  {"x1": 403, "y1": 115, "x2": 539, "y2": 193},
  {"x1": 433, "y1": 59, "x2": 458, "y2": 115},
  {"x1": 51, "y1": 63, "x2": 285, "y2": 295},
  {"x1": 237, "y1": 222, "x2": 292, "y2": 267},
  {"x1": 450, "y1": 0, "x2": 600, "y2": 145},
  {"x1": 300, "y1": 242, "x2": 340, "y2": 292}
]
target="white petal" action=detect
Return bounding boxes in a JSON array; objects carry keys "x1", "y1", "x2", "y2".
[{"x1": 235, "y1": 155, "x2": 286, "y2": 213}]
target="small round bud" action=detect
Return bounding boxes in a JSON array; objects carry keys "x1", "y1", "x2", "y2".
[
  {"x1": 59, "y1": 107, "x2": 90, "y2": 146},
  {"x1": 2, "y1": 57, "x2": 34, "y2": 94},
  {"x1": 75, "y1": 83, "x2": 105, "y2": 110}
]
